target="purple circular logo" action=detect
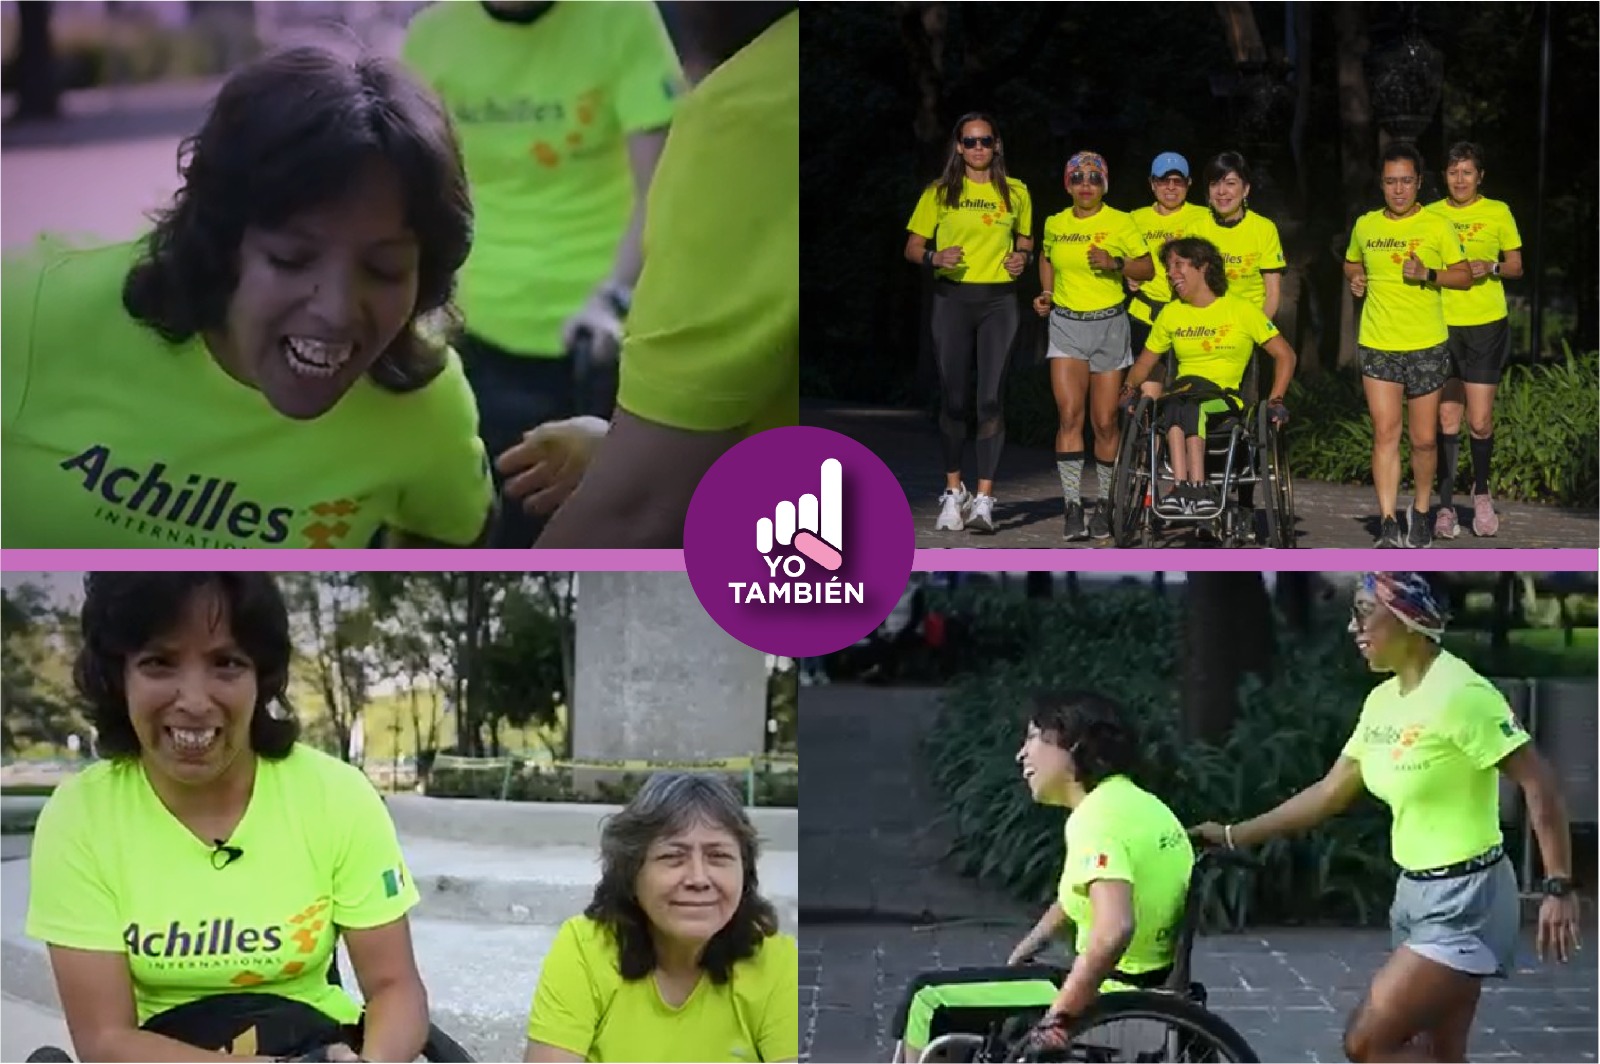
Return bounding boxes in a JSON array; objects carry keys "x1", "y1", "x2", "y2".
[{"x1": 684, "y1": 427, "x2": 916, "y2": 657}]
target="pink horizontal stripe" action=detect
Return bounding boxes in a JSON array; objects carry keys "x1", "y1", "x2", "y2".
[
  {"x1": 910, "y1": 549, "x2": 1600, "y2": 572},
  {"x1": 0, "y1": 550, "x2": 686, "y2": 572}
]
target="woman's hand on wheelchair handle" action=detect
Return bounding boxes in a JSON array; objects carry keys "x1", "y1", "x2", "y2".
[
  {"x1": 1266, "y1": 398, "x2": 1289, "y2": 425},
  {"x1": 1188, "y1": 821, "x2": 1230, "y2": 848},
  {"x1": 1118, "y1": 387, "x2": 1139, "y2": 419}
]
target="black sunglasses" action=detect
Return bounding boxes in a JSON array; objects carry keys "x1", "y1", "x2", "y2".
[
  {"x1": 1068, "y1": 171, "x2": 1106, "y2": 187},
  {"x1": 960, "y1": 136, "x2": 996, "y2": 149}
]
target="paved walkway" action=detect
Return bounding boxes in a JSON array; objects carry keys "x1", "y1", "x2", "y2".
[
  {"x1": 799, "y1": 683, "x2": 1599, "y2": 1063},
  {"x1": 804, "y1": 402, "x2": 1599, "y2": 550}
]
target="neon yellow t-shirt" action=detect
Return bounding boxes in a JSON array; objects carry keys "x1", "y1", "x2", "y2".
[
  {"x1": 1340, "y1": 650, "x2": 1530, "y2": 872},
  {"x1": 1127, "y1": 202, "x2": 1209, "y2": 325},
  {"x1": 613, "y1": 11, "x2": 798, "y2": 438},
  {"x1": 1345, "y1": 207, "x2": 1466, "y2": 352},
  {"x1": 25, "y1": 745, "x2": 420, "y2": 1028},
  {"x1": 1425, "y1": 197, "x2": 1522, "y2": 327},
  {"x1": 1058, "y1": 775, "x2": 1194, "y2": 977},
  {"x1": 526, "y1": 916, "x2": 799, "y2": 1063},
  {"x1": 403, "y1": 1, "x2": 683, "y2": 356},
  {"x1": 1040, "y1": 205, "x2": 1147, "y2": 314},
  {"x1": 1145, "y1": 294, "x2": 1280, "y2": 391},
  {"x1": 0, "y1": 238, "x2": 492, "y2": 549},
  {"x1": 1191, "y1": 210, "x2": 1284, "y2": 312},
  {"x1": 907, "y1": 176, "x2": 1033, "y2": 286}
]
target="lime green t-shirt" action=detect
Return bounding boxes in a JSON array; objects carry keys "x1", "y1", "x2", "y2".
[
  {"x1": 1146, "y1": 294, "x2": 1280, "y2": 391},
  {"x1": 403, "y1": 1, "x2": 683, "y2": 357},
  {"x1": 1344, "y1": 207, "x2": 1466, "y2": 352},
  {"x1": 1127, "y1": 202, "x2": 1209, "y2": 325},
  {"x1": 1425, "y1": 196, "x2": 1522, "y2": 327},
  {"x1": 526, "y1": 916, "x2": 799, "y2": 1063},
  {"x1": 25, "y1": 745, "x2": 421, "y2": 1028},
  {"x1": 1191, "y1": 210, "x2": 1284, "y2": 312},
  {"x1": 907, "y1": 176, "x2": 1034, "y2": 286},
  {"x1": 1058, "y1": 775, "x2": 1194, "y2": 977},
  {"x1": 0, "y1": 238, "x2": 492, "y2": 549},
  {"x1": 1340, "y1": 650, "x2": 1530, "y2": 872},
  {"x1": 1040, "y1": 205, "x2": 1148, "y2": 314},
  {"x1": 614, "y1": 11, "x2": 798, "y2": 438}
]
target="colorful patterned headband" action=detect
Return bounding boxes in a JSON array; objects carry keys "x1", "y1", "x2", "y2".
[{"x1": 1360, "y1": 572, "x2": 1447, "y2": 642}]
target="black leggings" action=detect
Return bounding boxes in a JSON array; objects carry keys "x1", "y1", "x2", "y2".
[{"x1": 931, "y1": 282, "x2": 1020, "y2": 484}]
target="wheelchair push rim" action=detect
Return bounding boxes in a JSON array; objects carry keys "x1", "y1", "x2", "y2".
[{"x1": 1009, "y1": 990, "x2": 1261, "y2": 1063}]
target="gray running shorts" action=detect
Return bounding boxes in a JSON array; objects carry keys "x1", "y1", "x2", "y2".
[
  {"x1": 1390, "y1": 854, "x2": 1520, "y2": 978},
  {"x1": 1047, "y1": 308, "x2": 1132, "y2": 374}
]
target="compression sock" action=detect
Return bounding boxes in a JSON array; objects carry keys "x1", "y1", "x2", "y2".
[
  {"x1": 1470, "y1": 435, "x2": 1493, "y2": 495},
  {"x1": 1056, "y1": 451, "x2": 1085, "y2": 505},
  {"x1": 1437, "y1": 432, "x2": 1460, "y2": 508},
  {"x1": 1095, "y1": 459, "x2": 1116, "y2": 504}
]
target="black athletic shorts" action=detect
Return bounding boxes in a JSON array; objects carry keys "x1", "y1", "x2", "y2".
[
  {"x1": 1359, "y1": 342, "x2": 1450, "y2": 399},
  {"x1": 1445, "y1": 319, "x2": 1512, "y2": 386}
]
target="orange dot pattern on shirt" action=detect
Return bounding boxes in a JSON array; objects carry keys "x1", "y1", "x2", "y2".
[
  {"x1": 530, "y1": 89, "x2": 608, "y2": 169},
  {"x1": 301, "y1": 499, "x2": 361, "y2": 548},
  {"x1": 1390, "y1": 238, "x2": 1423, "y2": 266}
]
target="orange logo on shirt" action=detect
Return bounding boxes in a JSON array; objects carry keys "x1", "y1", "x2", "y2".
[
  {"x1": 982, "y1": 213, "x2": 994, "y2": 226},
  {"x1": 531, "y1": 141, "x2": 561, "y2": 168},
  {"x1": 301, "y1": 499, "x2": 362, "y2": 548},
  {"x1": 1391, "y1": 724, "x2": 1425, "y2": 760}
]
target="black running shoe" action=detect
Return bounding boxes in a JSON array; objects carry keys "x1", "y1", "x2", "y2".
[
  {"x1": 1374, "y1": 515, "x2": 1403, "y2": 548},
  {"x1": 1407, "y1": 508, "x2": 1434, "y2": 549},
  {"x1": 1087, "y1": 501, "x2": 1112, "y2": 540},
  {"x1": 1064, "y1": 501, "x2": 1088, "y2": 541}
]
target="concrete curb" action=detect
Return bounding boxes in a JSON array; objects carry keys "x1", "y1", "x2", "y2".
[{"x1": 385, "y1": 794, "x2": 799, "y2": 851}]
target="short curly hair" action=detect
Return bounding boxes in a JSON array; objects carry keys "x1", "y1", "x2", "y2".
[
  {"x1": 1159, "y1": 236, "x2": 1230, "y2": 298},
  {"x1": 1029, "y1": 690, "x2": 1139, "y2": 791},
  {"x1": 121, "y1": 43, "x2": 473, "y2": 394},
  {"x1": 585, "y1": 773, "x2": 780, "y2": 984},
  {"x1": 73, "y1": 573, "x2": 300, "y2": 759}
]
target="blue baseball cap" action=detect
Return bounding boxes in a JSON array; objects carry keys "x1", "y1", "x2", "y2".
[{"x1": 1150, "y1": 152, "x2": 1190, "y2": 179}]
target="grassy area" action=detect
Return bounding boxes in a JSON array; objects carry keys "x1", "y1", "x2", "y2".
[
  {"x1": 289, "y1": 681, "x2": 569, "y2": 764},
  {"x1": 1443, "y1": 627, "x2": 1598, "y2": 678}
]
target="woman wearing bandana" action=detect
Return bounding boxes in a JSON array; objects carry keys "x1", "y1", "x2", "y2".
[
  {"x1": 1032, "y1": 152, "x2": 1153, "y2": 542},
  {"x1": 1191, "y1": 572, "x2": 1581, "y2": 1063}
]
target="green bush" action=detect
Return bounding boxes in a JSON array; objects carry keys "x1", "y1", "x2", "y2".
[
  {"x1": 924, "y1": 588, "x2": 1396, "y2": 930},
  {"x1": 997, "y1": 348, "x2": 1599, "y2": 507}
]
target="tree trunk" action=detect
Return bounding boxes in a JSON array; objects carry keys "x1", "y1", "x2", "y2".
[
  {"x1": 1490, "y1": 572, "x2": 1515, "y2": 652},
  {"x1": 1332, "y1": 3, "x2": 1373, "y2": 370},
  {"x1": 1183, "y1": 573, "x2": 1273, "y2": 743},
  {"x1": 1274, "y1": 572, "x2": 1315, "y2": 634},
  {"x1": 1025, "y1": 572, "x2": 1053, "y2": 600},
  {"x1": 15, "y1": 2, "x2": 60, "y2": 123}
]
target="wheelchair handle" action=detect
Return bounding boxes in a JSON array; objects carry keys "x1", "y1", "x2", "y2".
[{"x1": 1194, "y1": 843, "x2": 1261, "y2": 870}]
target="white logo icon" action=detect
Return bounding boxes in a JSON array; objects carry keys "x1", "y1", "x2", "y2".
[{"x1": 756, "y1": 458, "x2": 842, "y2": 571}]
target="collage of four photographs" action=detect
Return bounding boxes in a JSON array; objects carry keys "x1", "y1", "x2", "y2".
[{"x1": 0, "y1": 2, "x2": 1596, "y2": 1063}]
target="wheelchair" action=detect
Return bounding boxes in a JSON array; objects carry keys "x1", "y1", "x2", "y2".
[
  {"x1": 890, "y1": 850, "x2": 1260, "y2": 1064},
  {"x1": 26, "y1": 943, "x2": 475, "y2": 1063},
  {"x1": 1108, "y1": 377, "x2": 1295, "y2": 549}
]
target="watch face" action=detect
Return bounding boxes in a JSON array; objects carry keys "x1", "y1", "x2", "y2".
[{"x1": 1544, "y1": 877, "x2": 1572, "y2": 896}]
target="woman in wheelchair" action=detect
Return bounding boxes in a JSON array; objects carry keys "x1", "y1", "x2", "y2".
[
  {"x1": 1118, "y1": 237, "x2": 1297, "y2": 516},
  {"x1": 892, "y1": 692, "x2": 1194, "y2": 1062},
  {"x1": 26, "y1": 574, "x2": 432, "y2": 1062}
]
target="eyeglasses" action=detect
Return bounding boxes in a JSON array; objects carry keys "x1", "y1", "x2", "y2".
[
  {"x1": 1069, "y1": 171, "x2": 1105, "y2": 187},
  {"x1": 1152, "y1": 175, "x2": 1188, "y2": 186},
  {"x1": 1382, "y1": 176, "x2": 1418, "y2": 188},
  {"x1": 960, "y1": 136, "x2": 995, "y2": 149},
  {"x1": 1349, "y1": 601, "x2": 1378, "y2": 631}
]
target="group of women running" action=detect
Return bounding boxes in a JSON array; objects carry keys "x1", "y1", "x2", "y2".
[
  {"x1": 892, "y1": 572, "x2": 1582, "y2": 1064},
  {"x1": 908, "y1": 113, "x2": 1524, "y2": 547}
]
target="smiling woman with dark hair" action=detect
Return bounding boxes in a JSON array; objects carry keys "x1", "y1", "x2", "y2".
[
  {"x1": 524, "y1": 773, "x2": 798, "y2": 1063},
  {"x1": 26, "y1": 572, "x2": 431, "y2": 1063},
  {"x1": 2, "y1": 43, "x2": 495, "y2": 550}
]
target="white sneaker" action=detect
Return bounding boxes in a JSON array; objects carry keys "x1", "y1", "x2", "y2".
[
  {"x1": 935, "y1": 485, "x2": 970, "y2": 531},
  {"x1": 967, "y1": 493, "x2": 996, "y2": 534}
]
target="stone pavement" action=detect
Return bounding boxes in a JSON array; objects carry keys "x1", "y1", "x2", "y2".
[
  {"x1": 799, "y1": 683, "x2": 1599, "y2": 1063},
  {"x1": 804, "y1": 401, "x2": 1599, "y2": 550}
]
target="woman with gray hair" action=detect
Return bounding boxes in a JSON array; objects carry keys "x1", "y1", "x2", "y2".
[{"x1": 523, "y1": 773, "x2": 798, "y2": 1062}]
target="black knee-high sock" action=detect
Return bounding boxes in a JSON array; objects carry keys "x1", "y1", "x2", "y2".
[
  {"x1": 1437, "y1": 432, "x2": 1460, "y2": 508},
  {"x1": 1470, "y1": 435, "x2": 1494, "y2": 495}
]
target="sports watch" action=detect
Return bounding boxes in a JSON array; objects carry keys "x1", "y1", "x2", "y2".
[
  {"x1": 599, "y1": 281, "x2": 633, "y2": 320},
  {"x1": 1542, "y1": 876, "x2": 1573, "y2": 898}
]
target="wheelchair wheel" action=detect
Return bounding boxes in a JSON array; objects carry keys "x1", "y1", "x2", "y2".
[
  {"x1": 422, "y1": 1024, "x2": 475, "y2": 1062},
  {"x1": 1258, "y1": 405, "x2": 1295, "y2": 549},
  {"x1": 1111, "y1": 397, "x2": 1154, "y2": 548},
  {"x1": 24, "y1": 1048, "x2": 74, "y2": 1063},
  {"x1": 1013, "y1": 990, "x2": 1259, "y2": 1063}
]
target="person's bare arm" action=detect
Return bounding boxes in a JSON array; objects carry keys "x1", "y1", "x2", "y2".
[
  {"x1": 49, "y1": 946, "x2": 276, "y2": 1062},
  {"x1": 1343, "y1": 259, "x2": 1367, "y2": 298},
  {"x1": 1229, "y1": 755, "x2": 1365, "y2": 847},
  {"x1": 344, "y1": 918, "x2": 430, "y2": 1062},
  {"x1": 1496, "y1": 248, "x2": 1524, "y2": 280},
  {"x1": 1122, "y1": 347, "x2": 1164, "y2": 393},
  {"x1": 1010, "y1": 901, "x2": 1067, "y2": 964},
  {"x1": 1435, "y1": 259, "x2": 1474, "y2": 291},
  {"x1": 533, "y1": 410, "x2": 742, "y2": 549},
  {"x1": 1500, "y1": 745, "x2": 1572, "y2": 881},
  {"x1": 1122, "y1": 253, "x2": 1155, "y2": 284},
  {"x1": 1262, "y1": 271, "x2": 1282, "y2": 319},
  {"x1": 1048, "y1": 880, "x2": 1134, "y2": 1017},
  {"x1": 610, "y1": 130, "x2": 667, "y2": 290},
  {"x1": 1261, "y1": 333, "x2": 1298, "y2": 403},
  {"x1": 524, "y1": 1041, "x2": 585, "y2": 1063}
]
